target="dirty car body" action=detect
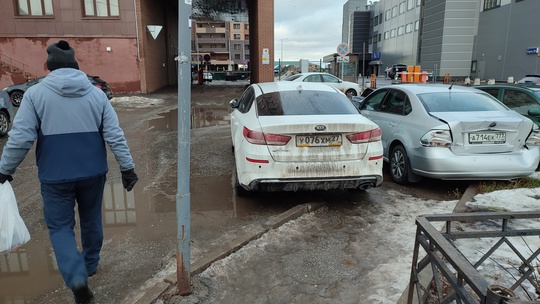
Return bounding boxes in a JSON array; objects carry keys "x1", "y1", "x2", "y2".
[
  {"x1": 229, "y1": 82, "x2": 383, "y2": 194},
  {"x1": 358, "y1": 84, "x2": 540, "y2": 184}
]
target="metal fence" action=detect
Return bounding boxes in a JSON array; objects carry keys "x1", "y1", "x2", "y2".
[{"x1": 408, "y1": 212, "x2": 540, "y2": 304}]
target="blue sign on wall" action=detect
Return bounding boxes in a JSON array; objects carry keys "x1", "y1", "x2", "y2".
[
  {"x1": 372, "y1": 52, "x2": 381, "y2": 60},
  {"x1": 526, "y1": 47, "x2": 538, "y2": 54}
]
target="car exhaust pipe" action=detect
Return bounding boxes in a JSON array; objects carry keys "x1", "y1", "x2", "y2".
[{"x1": 358, "y1": 182, "x2": 374, "y2": 190}]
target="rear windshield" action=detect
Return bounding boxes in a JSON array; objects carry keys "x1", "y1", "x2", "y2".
[
  {"x1": 418, "y1": 92, "x2": 508, "y2": 112},
  {"x1": 256, "y1": 90, "x2": 359, "y2": 116}
]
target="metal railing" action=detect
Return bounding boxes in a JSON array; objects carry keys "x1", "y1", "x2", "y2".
[
  {"x1": 0, "y1": 53, "x2": 30, "y2": 77},
  {"x1": 408, "y1": 212, "x2": 540, "y2": 304}
]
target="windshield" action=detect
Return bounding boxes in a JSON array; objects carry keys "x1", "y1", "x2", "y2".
[
  {"x1": 256, "y1": 90, "x2": 358, "y2": 116},
  {"x1": 418, "y1": 92, "x2": 509, "y2": 112}
]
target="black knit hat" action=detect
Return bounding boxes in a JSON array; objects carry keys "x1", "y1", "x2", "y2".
[{"x1": 46, "y1": 40, "x2": 79, "y2": 71}]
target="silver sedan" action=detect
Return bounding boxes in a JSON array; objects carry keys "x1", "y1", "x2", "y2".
[{"x1": 358, "y1": 84, "x2": 540, "y2": 184}]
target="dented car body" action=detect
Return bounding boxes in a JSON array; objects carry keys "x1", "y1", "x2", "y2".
[
  {"x1": 229, "y1": 82, "x2": 383, "y2": 195},
  {"x1": 358, "y1": 84, "x2": 540, "y2": 184}
]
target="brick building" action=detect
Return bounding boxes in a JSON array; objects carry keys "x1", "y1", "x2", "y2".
[{"x1": 0, "y1": 0, "x2": 274, "y2": 94}]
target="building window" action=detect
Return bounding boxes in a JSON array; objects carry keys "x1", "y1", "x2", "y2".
[
  {"x1": 399, "y1": 2, "x2": 405, "y2": 14},
  {"x1": 374, "y1": 15, "x2": 378, "y2": 25},
  {"x1": 17, "y1": 0, "x2": 53, "y2": 16},
  {"x1": 384, "y1": 32, "x2": 389, "y2": 40},
  {"x1": 233, "y1": 23, "x2": 240, "y2": 29},
  {"x1": 234, "y1": 44, "x2": 241, "y2": 50},
  {"x1": 83, "y1": 0, "x2": 120, "y2": 17},
  {"x1": 234, "y1": 54, "x2": 241, "y2": 59},
  {"x1": 385, "y1": 9, "x2": 391, "y2": 20},
  {"x1": 234, "y1": 34, "x2": 241, "y2": 40},
  {"x1": 471, "y1": 60, "x2": 477, "y2": 73},
  {"x1": 378, "y1": 33, "x2": 382, "y2": 42},
  {"x1": 392, "y1": 6, "x2": 398, "y2": 17},
  {"x1": 405, "y1": 23, "x2": 413, "y2": 33},
  {"x1": 244, "y1": 24, "x2": 249, "y2": 29},
  {"x1": 415, "y1": 20, "x2": 420, "y2": 31},
  {"x1": 245, "y1": 34, "x2": 249, "y2": 40},
  {"x1": 483, "y1": 0, "x2": 500, "y2": 10},
  {"x1": 417, "y1": 0, "x2": 422, "y2": 5},
  {"x1": 390, "y1": 29, "x2": 396, "y2": 38},
  {"x1": 397, "y1": 26, "x2": 404, "y2": 36},
  {"x1": 244, "y1": 44, "x2": 249, "y2": 50},
  {"x1": 407, "y1": 0, "x2": 414, "y2": 10}
]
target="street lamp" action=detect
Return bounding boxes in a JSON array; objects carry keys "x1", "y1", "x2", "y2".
[
  {"x1": 280, "y1": 38, "x2": 288, "y2": 62},
  {"x1": 279, "y1": 38, "x2": 288, "y2": 80}
]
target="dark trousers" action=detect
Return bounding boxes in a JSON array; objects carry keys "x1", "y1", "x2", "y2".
[{"x1": 41, "y1": 175, "x2": 106, "y2": 289}]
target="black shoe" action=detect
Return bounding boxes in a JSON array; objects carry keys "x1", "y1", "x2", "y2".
[
  {"x1": 72, "y1": 285, "x2": 94, "y2": 304},
  {"x1": 88, "y1": 269, "x2": 97, "y2": 277}
]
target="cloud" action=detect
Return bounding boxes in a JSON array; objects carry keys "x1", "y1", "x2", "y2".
[{"x1": 274, "y1": 0, "x2": 347, "y2": 61}]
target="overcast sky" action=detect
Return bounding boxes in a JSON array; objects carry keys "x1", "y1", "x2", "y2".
[{"x1": 273, "y1": 0, "x2": 349, "y2": 62}]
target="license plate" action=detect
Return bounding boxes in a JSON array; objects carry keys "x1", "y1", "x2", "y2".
[
  {"x1": 296, "y1": 134, "x2": 342, "y2": 147},
  {"x1": 469, "y1": 132, "x2": 506, "y2": 144}
]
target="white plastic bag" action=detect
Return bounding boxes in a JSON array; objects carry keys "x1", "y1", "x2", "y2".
[{"x1": 0, "y1": 181, "x2": 30, "y2": 253}]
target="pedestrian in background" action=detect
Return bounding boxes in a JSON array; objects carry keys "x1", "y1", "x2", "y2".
[{"x1": 0, "y1": 40, "x2": 138, "y2": 304}]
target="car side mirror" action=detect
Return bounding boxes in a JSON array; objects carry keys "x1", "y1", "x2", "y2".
[
  {"x1": 229, "y1": 99, "x2": 239, "y2": 108},
  {"x1": 528, "y1": 106, "x2": 540, "y2": 117}
]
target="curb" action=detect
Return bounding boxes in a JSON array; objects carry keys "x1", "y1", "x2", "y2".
[{"x1": 126, "y1": 202, "x2": 326, "y2": 304}]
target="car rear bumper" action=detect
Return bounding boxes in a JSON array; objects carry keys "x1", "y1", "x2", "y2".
[
  {"x1": 409, "y1": 146, "x2": 540, "y2": 180},
  {"x1": 245, "y1": 175, "x2": 383, "y2": 192},
  {"x1": 237, "y1": 157, "x2": 383, "y2": 191}
]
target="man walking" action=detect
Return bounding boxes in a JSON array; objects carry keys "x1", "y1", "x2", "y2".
[{"x1": 0, "y1": 40, "x2": 138, "y2": 304}]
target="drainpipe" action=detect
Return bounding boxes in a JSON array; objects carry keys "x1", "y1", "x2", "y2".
[{"x1": 133, "y1": 0, "x2": 141, "y2": 61}]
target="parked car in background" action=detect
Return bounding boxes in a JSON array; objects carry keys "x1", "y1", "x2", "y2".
[
  {"x1": 358, "y1": 84, "x2": 540, "y2": 184},
  {"x1": 2, "y1": 75, "x2": 113, "y2": 107},
  {"x1": 517, "y1": 75, "x2": 540, "y2": 85},
  {"x1": 281, "y1": 72, "x2": 361, "y2": 98},
  {"x1": 0, "y1": 91, "x2": 14, "y2": 137},
  {"x1": 229, "y1": 81, "x2": 383, "y2": 196},
  {"x1": 475, "y1": 84, "x2": 540, "y2": 127},
  {"x1": 387, "y1": 64, "x2": 407, "y2": 80}
]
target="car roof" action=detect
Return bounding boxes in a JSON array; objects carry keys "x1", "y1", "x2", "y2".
[
  {"x1": 255, "y1": 81, "x2": 341, "y2": 94},
  {"x1": 289, "y1": 72, "x2": 331, "y2": 76},
  {"x1": 378, "y1": 83, "x2": 481, "y2": 94},
  {"x1": 475, "y1": 83, "x2": 540, "y2": 92}
]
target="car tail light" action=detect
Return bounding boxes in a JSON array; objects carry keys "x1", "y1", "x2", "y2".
[
  {"x1": 346, "y1": 128, "x2": 382, "y2": 144},
  {"x1": 243, "y1": 126, "x2": 291, "y2": 146},
  {"x1": 420, "y1": 130, "x2": 452, "y2": 147},
  {"x1": 526, "y1": 129, "x2": 540, "y2": 146}
]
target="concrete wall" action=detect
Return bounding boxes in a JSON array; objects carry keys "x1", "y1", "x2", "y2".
[{"x1": 474, "y1": 0, "x2": 540, "y2": 81}]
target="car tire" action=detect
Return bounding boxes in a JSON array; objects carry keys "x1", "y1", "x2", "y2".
[
  {"x1": 0, "y1": 111, "x2": 9, "y2": 137},
  {"x1": 9, "y1": 91, "x2": 24, "y2": 107},
  {"x1": 345, "y1": 89, "x2": 358, "y2": 98},
  {"x1": 390, "y1": 145, "x2": 411, "y2": 185}
]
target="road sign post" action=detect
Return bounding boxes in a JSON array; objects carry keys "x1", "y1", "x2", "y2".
[{"x1": 337, "y1": 43, "x2": 349, "y2": 81}]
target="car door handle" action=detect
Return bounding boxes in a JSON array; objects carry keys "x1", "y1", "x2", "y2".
[{"x1": 389, "y1": 121, "x2": 397, "y2": 127}]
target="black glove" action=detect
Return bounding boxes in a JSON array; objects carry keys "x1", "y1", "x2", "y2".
[
  {"x1": 0, "y1": 173, "x2": 13, "y2": 184},
  {"x1": 121, "y1": 169, "x2": 138, "y2": 192}
]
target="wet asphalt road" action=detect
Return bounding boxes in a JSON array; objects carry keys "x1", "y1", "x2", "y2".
[{"x1": 0, "y1": 83, "x2": 469, "y2": 304}]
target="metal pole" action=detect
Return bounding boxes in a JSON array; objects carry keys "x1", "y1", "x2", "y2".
[
  {"x1": 362, "y1": 42, "x2": 365, "y2": 91},
  {"x1": 177, "y1": 0, "x2": 192, "y2": 295}
]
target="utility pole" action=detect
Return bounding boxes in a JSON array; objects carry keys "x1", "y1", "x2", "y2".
[
  {"x1": 176, "y1": 0, "x2": 192, "y2": 296},
  {"x1": 279, "y1": 38, "x2": 287, "y2": 80}
]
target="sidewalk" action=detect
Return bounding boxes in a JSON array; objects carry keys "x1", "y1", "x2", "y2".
[{"x1": 122, "y1": 186, "x2": 471, "y2": 304}]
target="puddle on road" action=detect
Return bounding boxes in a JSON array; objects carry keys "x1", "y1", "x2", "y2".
[
  {"x1": 0, "y1": 173, "x2": 269, "y2": 302},
  {"x1": 148, "y1": 106, "x2": 231, "y2": 131}
]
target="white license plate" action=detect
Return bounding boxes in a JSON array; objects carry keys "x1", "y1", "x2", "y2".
[
  {"x1": 469, "y1": 132, "x2": 506, "y2": 144},
  {"x1": 296, "y1": 134, "x2": 342, "y2": 147}
]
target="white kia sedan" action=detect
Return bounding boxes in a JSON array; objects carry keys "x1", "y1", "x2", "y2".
[
  {"x1": 358, "y1": 84, "x2": 540, "y2": 184},
  {"x1": 282, "y1": 72, "x2": 361, "y2": 98},
  {"x1": 230, "y1": 82, "x2": 383, "y2": 195}
]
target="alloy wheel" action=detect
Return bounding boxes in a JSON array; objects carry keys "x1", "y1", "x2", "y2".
[
  {"x1": 0, "y1": 112, "x2": 9, "y2": 137},
  {"x1": 10, "y1": 91, "x2": 23, "y2": 107}
]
